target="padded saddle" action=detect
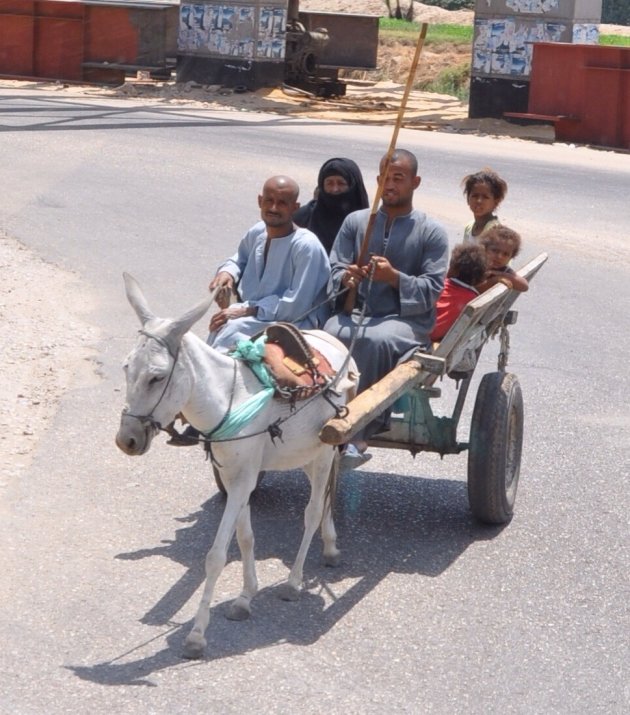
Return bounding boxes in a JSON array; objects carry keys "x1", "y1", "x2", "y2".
[{"x1": 261, "y1": 322, "x2": 335, "y2": 401}]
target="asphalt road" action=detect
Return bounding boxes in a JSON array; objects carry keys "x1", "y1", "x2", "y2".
[{"x1": 1, "y1": 87, "x2": 629, "y2": 714}]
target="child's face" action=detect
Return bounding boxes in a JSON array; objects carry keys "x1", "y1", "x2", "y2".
[
  {"x1": 467, "y1": 181, "x2": 499, "y2": 220},
  {"x1": 485, "y1": 239, "x2": 514, "y2": 269}
]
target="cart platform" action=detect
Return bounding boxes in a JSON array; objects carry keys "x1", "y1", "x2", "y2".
[{"x1": 320, "y1": 252, "x2": 548, "y2": 524}]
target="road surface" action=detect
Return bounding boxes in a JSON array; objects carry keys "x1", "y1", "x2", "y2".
[{"x1": 0, "y1": 87, "x2": 628, "y2": 714}]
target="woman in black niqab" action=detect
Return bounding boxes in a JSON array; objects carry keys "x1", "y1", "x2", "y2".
[{"x1": 293, "y1": 157, "x2": 369, "y2": 254}]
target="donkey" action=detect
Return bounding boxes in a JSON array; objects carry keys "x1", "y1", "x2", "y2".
[{"x1": 115, "y1": 273, "x2": 357, "y2": 659}]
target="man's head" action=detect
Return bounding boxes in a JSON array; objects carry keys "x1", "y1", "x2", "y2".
[
  {"x1": 378, "y1": 149, "x2": 421, "y2": 214},
  {"x1": 258, "y1": 176, "x2": 300, "y2": 236}
]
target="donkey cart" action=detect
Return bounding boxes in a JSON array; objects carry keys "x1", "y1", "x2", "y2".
[{"x1": 320, "y1": 252, "x2": 549, "y2": 525}]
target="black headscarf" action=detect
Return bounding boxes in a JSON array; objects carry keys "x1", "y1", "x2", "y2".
[{"x1": 293, "y1": 157, "x2": 369, "y2": 254}]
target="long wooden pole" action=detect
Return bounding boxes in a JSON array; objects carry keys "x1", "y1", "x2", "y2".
[{"x1": 343, "y1": 21, "x2": 428, "y2": 313}]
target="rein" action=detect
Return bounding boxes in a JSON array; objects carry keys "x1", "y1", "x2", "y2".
[
  {"x1": 123, "y1": 268, "x2": 376, "y2": 450},
  {"x1": 122, "y1": 330, "x2": 180, "y2": 432},
  {"x1": 123, "y1": 330, "x2": 240, "y2": 440},
  {"x1": 194, "y1": 266, "x2": 377, "y2": 452}
]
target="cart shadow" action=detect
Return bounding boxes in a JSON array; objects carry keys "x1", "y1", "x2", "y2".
[{"x1": 67, "y1": 467, "x2": 505, "y2": 685}]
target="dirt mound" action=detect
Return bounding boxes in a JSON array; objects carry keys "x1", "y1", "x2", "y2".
[{"x1": 300, "y1": 1, "x2": 474, "y2": 25}]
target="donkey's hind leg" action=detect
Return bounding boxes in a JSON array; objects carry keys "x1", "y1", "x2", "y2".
[
  {"x1": 227, "y1": 501, "x2": 258, "y2": 621},
  {"x1": 320, "y1": 453, "x2": 341, "y2": 567},
  {"x1": 277, "y1": 449, "x2": 337, "y2": 601}
]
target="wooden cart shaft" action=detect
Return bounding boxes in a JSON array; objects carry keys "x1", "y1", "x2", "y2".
[{"x1": 320, "y1": 253, "x2": 549, "y2": 449}]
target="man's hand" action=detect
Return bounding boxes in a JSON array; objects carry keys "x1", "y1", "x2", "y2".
[
  {"x1": 369, "y1": 255, "x2": 399, "y2": 288},
  {"x1": 209, "y1": 271, "x2": 235, "y2": 309},
  {"x1": 209, "y1": 304, "x2": 256, "y2": 333},
  {"x1": 341, "y1": 263, "x2": 367, "y2": 290}
]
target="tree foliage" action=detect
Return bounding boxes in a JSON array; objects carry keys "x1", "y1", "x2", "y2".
[
  {"x1": 602, "y1": 0, "x2": 630, "y2": 24},
  {"x1": 415, "y1": 0, "x2": 474, "y2": 10},
  {"x1": 384, "y1": 1, "x2": 415, "y2": 20}
]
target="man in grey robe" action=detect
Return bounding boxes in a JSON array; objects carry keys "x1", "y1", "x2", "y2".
[
  {"x1": 208, "y1": 175, "x2": 330, "y2": 353},
  {"x1": 324, "y1": 149, "x2": 449, "y2": 470}
]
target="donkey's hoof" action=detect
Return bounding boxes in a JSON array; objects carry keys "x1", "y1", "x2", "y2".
[
  {"x1": 227, "y1": 600, "x2": 251, "y2": 621},
  {"x1": 277, "y1": 582, "x2": 301, "y2": 602},
  {"x1": 323, "y1": 551, "x2": 341, "y2": 568},
  {"x1": 183, "y1": 634, "x2": 206, "y2": 660}
]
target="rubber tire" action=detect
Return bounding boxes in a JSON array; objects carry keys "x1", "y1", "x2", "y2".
[
  {"x1": 468, "y1": 372, "x2": 524, "y2": 525},
  {"x1": 213, "y1": 467, "x2": 265, "y2": 496}
]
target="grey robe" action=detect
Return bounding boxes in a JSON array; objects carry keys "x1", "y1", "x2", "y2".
[
  {"x1": 210, "y1": 221, "x2": 330, "y2": 353},
  {"x1": 324, "y1": 207, "x2": 448, "y2": 435}
]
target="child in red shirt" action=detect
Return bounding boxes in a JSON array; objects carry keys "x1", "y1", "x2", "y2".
[{"x1": 431, "y1": 244, "x2": 487, "y2": 341}]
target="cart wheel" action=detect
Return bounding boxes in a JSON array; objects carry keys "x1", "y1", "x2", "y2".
[
  {"x1": 212, "y1": 467, "x2": 265, "y2": 496},
  {"x1": 468, "y1": 372, "x2": 523, "y2": 525}
]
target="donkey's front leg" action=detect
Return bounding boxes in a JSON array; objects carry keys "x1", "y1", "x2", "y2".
[
  {"x1": 183, "y1": 485, "x2": 250, "y2": 659},
  {"x1": 278, "y1": 453, "x2": 335, "y2": 602},
  {"x1": 227, "y1": 501, "x2": 258, "y2": 621}
]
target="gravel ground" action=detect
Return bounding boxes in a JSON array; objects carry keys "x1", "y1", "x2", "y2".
[{"x1": 0, "y1": 233, "x2": 98, "y2": 497}]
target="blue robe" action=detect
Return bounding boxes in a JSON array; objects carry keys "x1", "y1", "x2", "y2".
[
  {"x1": 324, "y1": 207, "x2": 448, "y2": 436},
  {"x1": 209, "y1": 221, "x2": 330, "y2": 353}
]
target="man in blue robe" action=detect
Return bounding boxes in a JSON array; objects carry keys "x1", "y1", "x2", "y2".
[
  {"x1": 324, "y1": 149, "x2": 449, "y2": 470},
  {"x1": 208, "y1": 175, "x2": 330, "y2": 353}
]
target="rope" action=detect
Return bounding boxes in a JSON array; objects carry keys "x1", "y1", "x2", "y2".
[
  {"x1": 326, "y1": 261, "x2": 377, "y2": 393},
  {"x1": 206, "y1": 335, "x2": 275, "y2": 441},
  {"x1": 291, "y1": 283, "x2": 350, "y2": 326},
  {"x1": 151, "y1": 274, "x2": 376, "y2": 448}
]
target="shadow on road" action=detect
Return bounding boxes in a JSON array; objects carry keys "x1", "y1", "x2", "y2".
[
  {"x1": 67, "y1": 467, "x2": 505, "y2": 685},
  {"x1": 0, "y1": 92, "x2": 348, "y2": 133}
]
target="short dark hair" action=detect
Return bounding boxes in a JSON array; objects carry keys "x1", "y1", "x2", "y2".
[
  {"x1": 481, "y1": 225, "x2": 522, "y2": 258},
  {"x1": 462, "y1": 168, "x2": 508, "y2": 203},
  {"x1": 382, "y1": 148, "x2": 418, "y2": 176},
  {"x1": 448, "y1": 244, "x2": 487, "y2": 286}
]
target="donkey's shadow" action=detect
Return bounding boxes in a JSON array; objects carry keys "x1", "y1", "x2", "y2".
[{"x1": 68, "y1": 467, "x2": 503, "y2": 684}]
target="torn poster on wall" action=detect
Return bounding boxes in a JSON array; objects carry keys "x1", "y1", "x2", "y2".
[{"x1": 178, "y1": 4, "x2": 287, "y2": 60}]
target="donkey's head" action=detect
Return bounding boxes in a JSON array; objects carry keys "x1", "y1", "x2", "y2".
[{"x1": 115, "y1": 273, "x2": 213, "y2": 456}]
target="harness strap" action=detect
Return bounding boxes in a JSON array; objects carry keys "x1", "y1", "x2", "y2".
[
  {"x1": 204, "y1": 335, "x2": 275, "y2": 442},
  {"x1": 124, "y1": 330, "x2": 180, "y2": 428}
]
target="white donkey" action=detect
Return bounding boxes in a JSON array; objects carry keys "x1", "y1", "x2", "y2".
[{"x1": 115, "y1": 274, "x2": 357, "y2": 659}]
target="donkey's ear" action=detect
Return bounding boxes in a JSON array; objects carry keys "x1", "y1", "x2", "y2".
[
  {"x1": 169, "y1": 294, "x2": 214, "y2": 342},
  {"x1": 123, "y1": 272, "x2": 155, "y2": 326}
]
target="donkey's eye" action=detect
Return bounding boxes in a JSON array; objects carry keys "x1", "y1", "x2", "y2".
[{"x1": 148, "y1": 376, "x2": 164, "y2": 386}]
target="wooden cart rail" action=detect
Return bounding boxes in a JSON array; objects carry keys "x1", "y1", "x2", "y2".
[{"x1": 320, "y1": 252, "x2": 549, "y2": 446}]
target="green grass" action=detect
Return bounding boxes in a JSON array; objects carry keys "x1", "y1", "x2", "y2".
[
  {"x1": 378, "y1": 19, "x2": 628, "y2": 99},
  {"x1": 380, "y1": 19, "x2": 473, "y2": 44},
  {"x1": 380, "y1": 18, "x2": 629, "y2": 47},
  {"x1": 419, "y1": 63, "x2": 471, "y2": 101},
  {"x1": 599, "y1": 33, "x2": 630, "y2": 46}
]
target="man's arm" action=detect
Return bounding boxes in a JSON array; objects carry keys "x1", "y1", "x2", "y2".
[
  {"x1": 209, "y1": 303, "x2": 257, "y2": 332},
  {"x1": 329, "y1": 212, "x2": 371, "y2": 297},
  {"x1": 209, "y1": 271, "x2": 236, "y2": 308},
  {"x1": 397, "y1": 219, "x2": 449, "y2": 317},
  {"x1": 368, "y1": 255, "x2": 399, "y2": 288},
  {"x1": 208, "y1": 222, "x2": 265, "y2": 308},
  {"x1": 252, "y1": 233, "x2": 331, "y2": 323}
]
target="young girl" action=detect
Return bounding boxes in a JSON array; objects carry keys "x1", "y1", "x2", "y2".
[
  {"x1": 478, "y1": 226, "x2": 529, "y2": 293},
  {"x1": 461, "y1": 168, "x2": 508, "y2": 244},
  {"x1": 431, "y1": 243, "x2": 487, "y2": 341}
]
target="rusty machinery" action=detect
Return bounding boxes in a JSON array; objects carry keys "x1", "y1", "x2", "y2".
[{"x1": 285, "y1": 0, "x2": 346, "y2": 97}]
